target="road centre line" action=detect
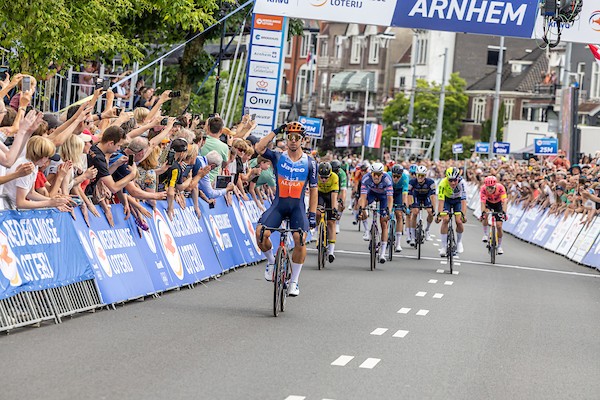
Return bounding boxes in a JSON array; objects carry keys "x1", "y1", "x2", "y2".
[
  {"x1": 428, "y1": 279, "x2": 438, "y2": 283},
  {"x1": 331, "y1": 355, "x2": 354, "y2": 366},
  {"x1": 322, "y1": 249, "x2": 600, "y2": 278},
  {"x1": 371, "y1": 328, "x2": 388, "y2": 335},
  {"x1": 359, "y1": 358, "x2": 381, "y2": 369},
  {"x1": 433, "y1": 293, "x2": 444, "y2": 299},
  {"x1": 397, "y1": 308, "x2": 411, "y2": 314},
  {"x1": 393, "y1": 330, "x2": 409, "y2": 338},
  {"x1": 416, "y1": 309, "x2": 429, "y2": 316},
  {"x1": 285, "y1": 397, "x2": 306, "y2": 400},
  {"x1": 415, "y1": 291, "x2": 427, "y2": 297}
]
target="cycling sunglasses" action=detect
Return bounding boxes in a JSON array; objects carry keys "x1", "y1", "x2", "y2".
[
  {"x1": 448, "y1": 178, "x2": 458, "y2": 182},
  {"x1": 372, "y1": 172, "x2": 383, "y2": 177},
  {"x1": 287, "y1": 134, "x2": 303, "y2": 142},
  {"x1": 392, "y1": 174, "x2": 402, "y2": 179},
  {"x1": 486, "y1": 185, "x2": 496, "y2": 189}
]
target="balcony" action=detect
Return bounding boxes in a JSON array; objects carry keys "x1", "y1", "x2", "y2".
[
  {"x1": 330, "y1": 100, "x2": 358, "y2": 112},
  {"x1": 317, "y1": 56, "x2": 341, "y2": 69}
]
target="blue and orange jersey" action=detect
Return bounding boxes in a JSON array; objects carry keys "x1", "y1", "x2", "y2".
[
  {"x1": 360, "y1": 173, "x2": 394, "y2": 197},
  {"x1": 262, "y1": 148, "x2": 317, "y2": 200}
]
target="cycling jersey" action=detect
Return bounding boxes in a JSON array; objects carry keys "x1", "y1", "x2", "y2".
[
  {"x1": 437, "y1": 177, "x2": 467, "y2": 201},
  {"x1": 408, "y1": 177, "x2": 436, "y2": 198},
  {"x1": 480, "y1": 183, "x2": 507, "y2": 204},
  {"x1": 318, "y1": 172, "x2": 339, "y2": 193},
  {"x1": 360, "y1": 173, "x2": 394, "y2": 197},
  {"x1": 387, "y1": 171, "x2": 409, "y2": 193},
  {"x1": 353, "y1": 169, "x2": 366, "y2": 187},
  {"x1": 337, "y1": 169, "x2": 348, "y2": 189}
]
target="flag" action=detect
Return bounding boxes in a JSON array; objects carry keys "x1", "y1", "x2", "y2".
[
  {"x1": 363, "y1": 124, "x2": 382, "y2": 149},
  {"x1": 306, "y1": 51, "x2": 312, "y2": 65},
  {"x1": 589, "y1": 44, "x2": 600, "y2": 67}
]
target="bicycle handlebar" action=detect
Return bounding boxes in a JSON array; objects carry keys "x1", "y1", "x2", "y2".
[{"x1": 259, "y1": 226, "x2": 305, "y2": 246}]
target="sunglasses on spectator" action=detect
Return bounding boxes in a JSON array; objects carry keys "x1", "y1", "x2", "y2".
[{"x1": 287, "y1": 134, "x2": 302, "y2": 142}]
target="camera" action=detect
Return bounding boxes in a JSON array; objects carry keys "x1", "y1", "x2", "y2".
[
  {"x1": 22, "y1": 76, "x2": 31, "y2": 92},
  {"x1": 166, "y1": 149, "x2": 176, "y2": 165},
  {"x1": 115, "y1": 108, "x2": 123, "y2": 117},
  {"x1": 128, "y1": 154, "x2": 134, "y2": 166},
  {"x1": 168, "y1": 91, "x2": 181, "y2": 98}
]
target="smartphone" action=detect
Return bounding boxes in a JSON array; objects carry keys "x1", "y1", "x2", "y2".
[
  {"x1": 0, "y1": 66, "x2": 8, "y2": 81},
  {"x1": 102, "y1": 79, "x2": 110, "y2": 91},
  {"x1": 208, "y1": 113, "x2": 216, "y2": 118},
  {"x1": 244, "y1": 107, "x2": 250, "y2": 115},
  {"x1": 251, "y1": 113, "x2": 256, "y2": 121},
  {"x1": 166, "y1": 149, "x2": 175, "y2": 165},
  {"x1": 94, "y1": 78, "x2": 103, "y2": 90},
  {"x1": 128, "y1": 154, "x2": 134, "y2": 166},
  {"x1": 209, "y1": 202, "x2": 215, "y2": 209},
  {"x1": 216, "y1": 175, "x2": 232, "y2": 189},
  {"x1": 161, "y1": 117, "x2": 169, "y2": 126},
  {"x1": 168, "y1": 91, "x2": 181, "y2": 98},
  {"x1": 115, "y1": 108, "x2": 123, "y2": 116},
  {"x1": 22, "y1": 76, "x2": 31, "y2": 92}
]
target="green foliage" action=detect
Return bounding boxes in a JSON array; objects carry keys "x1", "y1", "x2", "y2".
[
  {"x1": 440, "y1": 136, "x2": 477, "y2": 160},
  {"x1": 480, "y1": 102, "x2": 505, "y2": 143}
]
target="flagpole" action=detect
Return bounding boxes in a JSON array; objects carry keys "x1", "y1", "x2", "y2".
[{"x1": 361, "y1": 77, "x2": 369, "y2": 160}]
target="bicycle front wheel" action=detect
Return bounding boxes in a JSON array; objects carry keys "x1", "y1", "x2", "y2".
[
  {"x1": 388, "y1": 218, "x2": 396, "y2": 262},
  {"x1": 490, "y1": 226, "x2": 496, "y2": 265},
  {"x1": 448, "y1": 228, "x2": 454, "y2": 274},
  {"x1": 416, "y1": 221, "x2": 423, "y2": 260},
  {"x1": 370, "y1": 223, "x2": 377, "y2": 271},
  {"x1": 273, "y1": 247, "x2": 285, "y2": 317},
  {"x1": 280, "y1": 253, "x2": 291, "y2": 312},
  {"x1": 317, "y1": 221, "x2": 326, "y2": 270}
]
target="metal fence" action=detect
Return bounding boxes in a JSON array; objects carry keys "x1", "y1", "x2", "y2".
[{"x1": 0, "y1": 279, "x2": 102, "y2": 334}]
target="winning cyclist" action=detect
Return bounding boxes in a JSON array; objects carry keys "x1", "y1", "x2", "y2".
[
  {"x1": 317, "y1": 162, "x2": 339, "y2": 263},
  {"x1": 358, "y1": 162, "x2": 394, "y2": 263},
  {"x1": 480, "y1": 175, "x2": 508, "y2": 255},
  {"x1": 387, "y1": 164, "x2": 409, "y2": 252},
  {"x1": 331, "y1": 160, "x2": 347, "y2": 234},
  {"x1": 255, "y1": 122, "x2": 318, "y2": 297},
  {"x1": 407, "y1": 165, "x2": 436, "y2": 246},
  {"x1": 436, "y1": 167, "x2": 467, "y2": 256}
]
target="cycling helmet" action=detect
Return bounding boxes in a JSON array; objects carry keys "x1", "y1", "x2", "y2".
[
  {"x1": 360, "y1": 161, "x2": 370, "y2": 171},
  {"x1": 415, "y1": 165, "x2": 427, "y2": 175},
  {"x1": 286, "y1": 121, "x2": 306, "y2": 135},
  {"x1": 318, "y1": 162, "x2": 332, "y2": 178},
  {"x1": 484, "y1": 176, "x2": 497, "y2": 186},
  {"x1": 330, "y1": 160, "x2": 341, "y2": 173},
  {"x1": 409, "y1": 164, "x2": 417, "y2": 174},
  {"x1": 370, "y1": 162, "x2": 385, "y2": 174},
  {"x1": 391, "y1": 164, "x2": 404, "y2": 175},
  {"x1": 446, "y1": 167, "x2": 461, "y2": 180}
]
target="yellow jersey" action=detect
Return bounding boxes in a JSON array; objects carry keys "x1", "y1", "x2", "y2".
[{"x1": 318, "y1": 172, "x2": 340, "y2": 193}]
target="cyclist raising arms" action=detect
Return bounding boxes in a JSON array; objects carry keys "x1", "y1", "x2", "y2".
[
  {"x1": 331, "y1": 160, "x2": 347, "y2": 234},
  {"x1": 436, "y1": 167, "x2": 467, "y2": 256},
  {"x1": 358, "y1": 162, "x2": 394, "y2": 263},
  {"x1": 388, "y1": 164, "x2": 409, "y2": 252},
  {"x1": 255, "y1": 122, "x2": 318, "y2": 297},
  {"x1": 480, "y1": 175, "x2": 508, "y2": 254},
  {"x1": 317, "y1": 162, "x2": 339, "y2": 262},
  {"x1": 407, "y1": 165, "x2": 436, "y2": 246}
]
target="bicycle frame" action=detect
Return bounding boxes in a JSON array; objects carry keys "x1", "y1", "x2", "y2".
[{"x1": 316, "y1": 207, "x2": 336, "y2": 270}]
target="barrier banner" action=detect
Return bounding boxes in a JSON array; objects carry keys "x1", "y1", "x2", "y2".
[
  {"x1": 0, "y1": 209, "x2": 93, "y2": 300},
  {"x1": 72, "y1": 205, "x2": 155, "y2": 304},
  {"x1": 581, "y1": 224, "x2": 600, "y2": 270},
  {"x1": 513, "y1": 206, "x2": 544, "y2": 240},
  {"x1": 154, "y1": 200, "x2": 223, "y2": 283},
  {"x1": 568, "y1": 218, "x2": 600, "y2": 264},
  {"x1": 503, "y1": 203, "x2": 524, "y2": 234},
  {"x1": 531, "y1": 211, "x2": 560, "y2": 247},
  {"x1": 230, "y1": 198, "x2": 263, "y2": 264},
  {"x1": 544, "y1": 214, "x2": 576, "y2": 252},
  {"x1": 556, "y1": 214, "x2": 585, "y2": 256}
]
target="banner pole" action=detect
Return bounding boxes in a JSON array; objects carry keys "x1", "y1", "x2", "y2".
[{"x1": 361, "y1": 77, "x2": 369, "y2": 160}]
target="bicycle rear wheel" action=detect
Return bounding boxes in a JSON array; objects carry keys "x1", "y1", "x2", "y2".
[
  {"x1": 416, "y1": 220, "x2": 423, "y2": 260},
  {"x1": 317, "y1": 221, "x2": 326, "y2": 270},
  {"x1": 388, "y1": 218, "x2": 396, "y2": 262},
  {"x1": 370, "y1": 223, "x2": 377, "y2": 271},
  {"x1": 273, "y1": 247, "x2": 285, "y2": 317}
]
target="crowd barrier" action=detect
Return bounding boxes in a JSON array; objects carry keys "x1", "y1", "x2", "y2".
[
  {"x1": 0, "y1": 196, "x2": 271, "y2": 332},
  {"x1": 465, "y1": 183, "x2": 600, "y2": 272}
]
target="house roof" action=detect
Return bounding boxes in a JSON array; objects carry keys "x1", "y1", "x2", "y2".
[
  {"x1": 578, "y1": 102, "x2": 600, "y2": 115},
  {"x1": 467, "y1": 48, "x2": 548, "y2": 93},
  {"x1": 397, "y1": 45, "x2": 411, "y2": 65}
]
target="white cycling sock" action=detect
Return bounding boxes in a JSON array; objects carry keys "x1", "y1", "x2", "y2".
[
  {"x1": 291, "y1": 262, "x2": 302, "y2": 283},
  {"x1": 328, "y1": 243, "x2": 335, "y2": 254},
  {"x1": 380, "y1": 241, "x2": 387, "y2": 256},
  {"x1": 362, "y1": 220, "x2": 368, "y2": 230},
  {"x1": 457, "y1": 232, "x2": 463, "y2": 244},
  {"x1": 498, "y1": 237, "x2": 502, "y2": 246},
  {"x1": 426, "y1": 221, "x2": 432, "y2": 231},
  {"x1": 395, "y1": 232, "x2": 402, "y2": 242},
  {"x1": 410, "y1": 228, "x2": 416, "y2": 239},
  {"x1": 441, "y1": 233, "x2": 448, "y2": 246},
  {"x1": 483, "y1": 225, "x2": 489, "y2": 235},
  {"x1": 264, "y1": 248, "x2": 275, "y2": 265}
]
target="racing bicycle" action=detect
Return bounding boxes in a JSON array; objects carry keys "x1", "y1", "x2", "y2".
[
  {"x1": 316, "y1": 206, "x2": 336, "y2": 270},
  {"x1": 485, "y1": 211, "x2": 504, "y2": 265},
  {"x1": 413, "y1": 204, "x2": 427, "y2": 260},
  {"x1": 439, "y1": 212, "x2": 460, "y2": 274}
]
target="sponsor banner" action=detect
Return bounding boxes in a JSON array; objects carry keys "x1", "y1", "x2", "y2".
[
  {"x1": 250, "y1": 45, "x2": 282, "y2": 63},
  {"x1": 253, "y1": 125, "x2": 273, "y2": 137},
  {"x1": 544, "y1": 214, "x2": 576, "y2": 252},
  {"x1": 335, "y1": 125, "x2": 350, "y2": 147},
  {"x1": 247, "y1": 77, "x2": 278, "y2": 95},
  {"x1": 248, "y1": 60, "x2": 280, "y2": 79},
  {"x1": 475, "y1": 142, "x2": 490, "y2": 153},
  {"x1": 299, "y1": 116, "x2": 323, "y2": 138},
  {"x1": 230, "y1": 198, "x2": 263, "y2": 264},
  {"x1": 513, "y1": 206, "x2": 543, "y2": 240},
  {"x1": 581, "y1": 221, "x2": 600, "y2": 269},
  {"x1": 253, "y1": 14, "x2": 284, "y2": 31},
  {"x1": 568, "y1": 218, "x2": 600, "y2": 264},
  {"x1": 349, "y1": 125, "x2": 363, "y2": 147},
  {"x1": 72, "y1": 205, "x2": 155, "y2": 304},
  {"x1": 502, "y1": 202, "x2": 524, "y2": 234},
  {"x1": 452, "y1": 143, "x2": 463, "y2": 154},
  {"x1": 199, "y1": 197, "x2": 244, "y2": 270},
  {"x1": 0, "y1": 209, "x2": 93, "y2": 300},
  {"x1": 556, "y1": 214, "x2": 585, "y2": 256},
  {"x1": 247, "y1": 108, "x2": 275, "y2": 126},
  {"x1": 532, "y1": 2, "x2": 600, "y2": 44},
  {"x1": 254, "y1": 0, "x2": 538, "y2": 39},
  {"x1": 531, "y1": 210, "x2": 560, "y2": 247},
  {"x1": 493, "y1": 141, "x2": 510, "y2": 154},
  {"x1": 245, "y1": 92, "x2": 277, "y2": 111},
  {"x1": 252, "y1": 29, "x2": 284, "y2": 47},
  {"x1": 534, "y1": 137, "x2": 558, "y2": 155}
]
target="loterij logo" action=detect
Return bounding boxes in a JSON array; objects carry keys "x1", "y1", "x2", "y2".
[
  {"x1": 590, "y1": 10, "x2": 600, "y2": 32},
  {"x1": 0, "y1": 230, "x2": 20, "y2": 287}
]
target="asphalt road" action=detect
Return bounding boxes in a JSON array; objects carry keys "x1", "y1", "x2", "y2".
[{"x1": 1, "y1": 212, "x2": 599, "y2": 400}]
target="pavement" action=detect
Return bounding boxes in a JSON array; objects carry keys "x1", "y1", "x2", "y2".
[{"x1": 1, "y1": 213, "x2": 599, "y2": 400}]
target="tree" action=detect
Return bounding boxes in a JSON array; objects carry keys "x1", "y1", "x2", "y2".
[
  {"x1": 440, "y1": 136, "x2": 476, "y2": 160},
  {"x1": 481, "y1": 102, "x2": 505, "y2": 143}
]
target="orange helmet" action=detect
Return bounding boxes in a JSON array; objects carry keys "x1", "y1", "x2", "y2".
[{"x1": 286, "y1": 121, "x2": 306, "y2": 135}]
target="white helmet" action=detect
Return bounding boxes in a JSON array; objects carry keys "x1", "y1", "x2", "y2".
[
  {"x1": 415, "y1": 165, "x2": 427, "y2": 175},
  {"x1": 370, "y1": 162, "x2": 384, "y2": 174}
]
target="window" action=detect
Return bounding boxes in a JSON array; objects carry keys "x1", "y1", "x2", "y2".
[
  {"x1": 319, "y1": 73, "x2": 328, "y2": 106},
  {"x1": 320, "y1": 39, "x2": 328, "y2": 57},
  {"x1": 285, "y1": 38, "x2": 292, "y2": 57},
  {"x1": 487, "y1": 46, "x2": 506, "y2": 66},
  {"x1": 335, "y1": 36, "x2": 344, "y2": 59},
  {"x1": 503, "y1": 98, "x2": 515, "y2": 121},
  {"x1": 300, "y1": 34, "x2": 310, "y2": 58},
  {"x1": 350, "y1": 36, "x2": 362, "y2": 64},
  {"x1": 296, "y1": 67, "x2": 308, "y2": 102},
  {"x1": 577, "y1": 62, "x2": 586, "y2": 90},
  {"x1": 399, "y1": 76, "x2": 406, "y2": 89},
  {"x1": 415, "y1": 37, "x2": 428, "y2": 65},
  {"x1": 591, "y1": 62, "x2": 600, "y2": 99},
  {"x1": 368, "y1": 36, "x2": 380, "y2": 64},
  {"x1": 472, "y1": 97, "x2": 486, "y2": 123}
]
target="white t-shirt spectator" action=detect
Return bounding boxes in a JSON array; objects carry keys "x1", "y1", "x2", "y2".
[{"x1": 3, "y1": 156, "x2": 38, "y2": 208}]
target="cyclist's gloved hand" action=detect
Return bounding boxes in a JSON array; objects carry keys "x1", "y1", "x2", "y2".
[
  {"x1": 380, "y1": 208, "x2": 389, "y2": 218},
  {"x1": 273, "y1": 123, "x2": 287, "y2": 135},
  {"x1": 308, "y1": 212, "x2": 317, "y2": 228}
]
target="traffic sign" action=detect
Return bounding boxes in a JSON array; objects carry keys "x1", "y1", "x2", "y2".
[
  {"x1": 452, "y1": 143, "x2": 463, "y2": 154},
  {"x1": 534, "y1": 137, "x2": 558, "y2": 155},
  {"x1": 475, "y1": 142, "x2": 490, "y2": 153},
  {"x1": 299, "y1": 116, "x2": 323, "y2": 138},
  {"x1": 493, "y1": 142, "x2": 511, "y2": 155}
]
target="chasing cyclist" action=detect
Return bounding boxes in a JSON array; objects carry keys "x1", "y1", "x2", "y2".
[
  {"x1": 388, "y1": 164, "x2": 409, "y2": 252},
  {"x1": 352, "y1": 161, "x2": 369, "y2": 226},
  {"x1": 436, "y1": 167, "x2": 467, "y2": 256},
  {"x1": 480, "y1": 175, "x2": 508, "y2": 255},
  {"x1": 331, "y1": 160, "x2": 347, "y2": 234},
  {"x1": 317, "y1": 162, "x2": 339, "y2": 263},
  {"x1": 407, "y1": 165, "x2": 436, "y2": 246},
  {"x1": 255, "y1": 122, "x2": 318, "y2": 297},
  {"x1": 358, "y1": 162, "x2": 394, "y2": 263}
]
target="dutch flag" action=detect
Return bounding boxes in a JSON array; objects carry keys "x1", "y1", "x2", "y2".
[{"x1": 364, "y1": 124, "x2": 382, "y2": 149}]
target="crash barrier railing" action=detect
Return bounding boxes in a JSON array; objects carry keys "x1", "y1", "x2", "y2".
[
  {"x1": 0, "y1": 196, "x2": 274, "y2": 333},
  {"x1": 465, "y1": 183, "x2": 600, "y2": 272}
]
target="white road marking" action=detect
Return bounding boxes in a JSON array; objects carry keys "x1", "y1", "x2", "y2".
[
  {"x1": 331, "y1": 355, "x2": 354, "y2": 366},
  {"x1": 440, "y1": 261, "x2": 447, "y2": 265},
  {"x1": 397, "y1": 308, "x2": 411, "y2": 314},
  {"x1": 393, "y1": 330, "x2": 409, "y2": 338},
  {"x1": 444, "y1": 281, "x2": 454, "y2": 285},
  {"x1": 433, "y1": 293, "x2": 444, "y2": 299},
  {"x1": 359, "y1": 358, "x2": 381, "y2": 369},
  {"x1": 371, "y1": 328, "x2": 388, "y2": 335},
  {"x1": 436, "y1": 239, "x2": 442, "y2": 242},
  {"x1": 415, "y1": 291, "x2": 427, "y2": 297},
  {"x1": 416, "y1": 309, "x2": 429, "y2": 316},
  {"x1": 455, "y1": 262, "x2": 462, "y2": 266},
  {"x1": 433, "y1": 243, "x2": 439, "y2": 247},
  {"x1": 436, "y1": 269, "x2": 445, "y2": 274},
  {"x1": 428, "y1": 279, "x2": 438, "y2": 283},
  {"x1": 285, "y1": 396, "x2": 306, "y2": 400},
  {"x1": 452, "y1": 271, "x2": 460, "y2": 275}
]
